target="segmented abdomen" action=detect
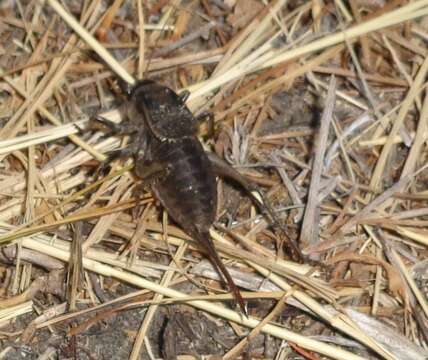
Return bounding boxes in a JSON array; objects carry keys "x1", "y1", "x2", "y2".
[{"x1": 148, "y1": 137, "x2": 217, "y2": 234}]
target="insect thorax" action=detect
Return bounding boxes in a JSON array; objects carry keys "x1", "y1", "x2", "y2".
[{"x1": 130, "y1": 80, "x2": 197, "y2": 140}]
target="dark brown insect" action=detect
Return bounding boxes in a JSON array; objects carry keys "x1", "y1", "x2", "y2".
[{"x1": 95, "y1": 79, "x2": 303, "y2": 315}]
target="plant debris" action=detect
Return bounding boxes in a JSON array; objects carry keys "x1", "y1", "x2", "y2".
[{"x1": 0, "y1": 0, "x2": 428, "y2": 359}]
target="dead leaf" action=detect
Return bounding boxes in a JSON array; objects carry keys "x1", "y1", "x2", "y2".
[{"x1": 226, "y1": 0, "x2": 263, "y2": 29}]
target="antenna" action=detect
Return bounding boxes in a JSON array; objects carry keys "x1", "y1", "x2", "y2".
[{"x1": 140, "y1": 0, "x2": 178, "y2": 81}]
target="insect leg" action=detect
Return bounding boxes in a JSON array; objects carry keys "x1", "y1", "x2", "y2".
[
  {"x1": 134, "y1": 159, "x2": 170, "y2": 186},
  {"x1": 132, "y1": 159, "x2": 171, "y2": 220},
  {"x1": 117, "y1": 79, "x2": 134, "y2": 98},
  {"x1": 195, "y1": 111, "x2": 215, "y2": 138},
  {"x1": 207, "y1": 152, "x2": 303, "y2": 262},
  {"x1": 207, "y1": 152, "x2": 255, "y2": 191},
  {"x1": 178, "y1": 90, "x2": 190, "y2": 103},
  {"x1": 92, "y1": 115, "x2": 140, "y2": 137},
  {"x1": 95, "y1": 147, "x2": 137, "y2": 175},
  {"x1": 195, "y1": 111, "x2": 213, "y2": 123}
]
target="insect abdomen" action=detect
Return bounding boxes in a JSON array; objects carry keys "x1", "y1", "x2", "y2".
[{"x1": 149, "y1": 137, "x2": 217, "y2": 233}]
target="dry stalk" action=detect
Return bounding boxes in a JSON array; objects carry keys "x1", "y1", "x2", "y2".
[
  {"x1": 300, "y1": 77, "x2": 336, "y2": 247},
  {"x1": 19, "y1": 235, "x2": 368, "y2": 360}
]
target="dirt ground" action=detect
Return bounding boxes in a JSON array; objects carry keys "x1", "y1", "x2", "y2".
[{"x1": 1, "y1": 0, "x2": 428, "y2": 359}]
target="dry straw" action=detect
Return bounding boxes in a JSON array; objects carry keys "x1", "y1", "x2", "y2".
[
  {"x1": 1, "y1": 0, "x2": 425, "y2": 359},
  {"x1": 21, "y1": 234, "x2": 366, "y2": 360}
]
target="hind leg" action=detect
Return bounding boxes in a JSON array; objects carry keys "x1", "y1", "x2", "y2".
[{"x1": 207, "y1": 152, "x2": 303, "y2": 262}]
